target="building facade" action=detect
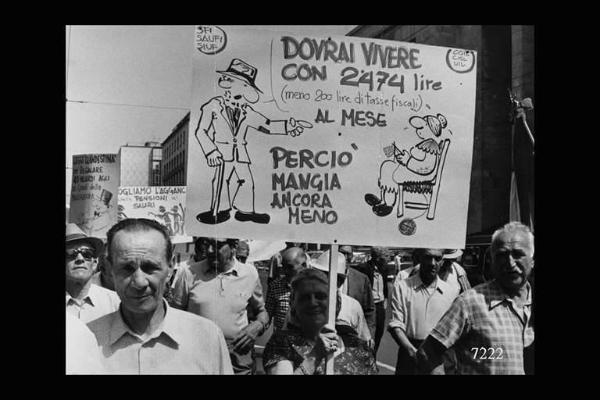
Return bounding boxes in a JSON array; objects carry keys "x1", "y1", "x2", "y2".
[
  {"x1": 162, "y1": 112, "x2": 189, "y2": 186},
  {"x1": 118, "y1": 142, "x2": 163, "y2": 186},
  {"x1": 348, "y1": 25, "x2": 535, "y2": 235}
]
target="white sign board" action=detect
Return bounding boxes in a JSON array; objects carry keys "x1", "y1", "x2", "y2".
[
  {"x1": 117, "y1": 186, "x2": 191, "y2": 243},
  {"x1": 69, "y1": 154, "x2": 119, "y2": 239},
  {"x1": 186, "y1": 26, "x2": 477, "y2": 248}
]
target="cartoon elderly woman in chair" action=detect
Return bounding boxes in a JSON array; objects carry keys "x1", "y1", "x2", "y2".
[{"x1": 365, "y1": 113, "x2": 450, "y2": 219}]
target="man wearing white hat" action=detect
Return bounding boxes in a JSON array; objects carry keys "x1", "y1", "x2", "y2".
[
  {"x1": 439, "y1": 249, "x2": 471, "y2": 299},
  {"x1": 65, "y1": 223, "x2": 120, "y2": 323},
  {"x1": 312, "y1": 250, "x2": 372, "y2": 345}
]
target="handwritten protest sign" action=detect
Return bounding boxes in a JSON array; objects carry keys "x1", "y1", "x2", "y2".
[
  {"x1": 69, "y1": 154, "x2": 119, "y2": 239},
  {"x1": 186, "y1": 26, "x2": 477, "y2": 248},
  {"x1": 117, "y1": 186, "x2": 191, "y2": 243}
]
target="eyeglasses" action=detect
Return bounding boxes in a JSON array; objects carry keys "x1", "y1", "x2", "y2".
[{"x1": 66, "y1": 248, "x2": 95, "y2": 261}]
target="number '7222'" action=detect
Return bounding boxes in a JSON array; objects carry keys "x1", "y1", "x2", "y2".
[{"x1": 470, "y1": 347, "x2": 503, "y2": 360}]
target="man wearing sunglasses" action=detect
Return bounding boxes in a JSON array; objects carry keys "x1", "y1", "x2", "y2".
[{"x1": 66, "y1": 223, "x2": 120, "y2": 323}]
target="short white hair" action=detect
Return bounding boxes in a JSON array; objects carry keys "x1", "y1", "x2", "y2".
[{"x1": 491, "y1": 221, "x2": 534, "y2": 257}]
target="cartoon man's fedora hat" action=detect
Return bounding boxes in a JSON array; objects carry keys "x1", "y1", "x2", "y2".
[
  {"x1": 65, "y1": 223, "x2": 104, "y2": 255},
  {"x1": 217, "y1": 58, "x2": 263, "y2": 93}
]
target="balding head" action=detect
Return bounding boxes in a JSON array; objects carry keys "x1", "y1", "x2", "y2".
[
  {"x1": 371, "y1": 246, "x2": 391, "y2": 267},
  {"x1": 281, "y1": 247, "x2": 307, "y2": 282}
]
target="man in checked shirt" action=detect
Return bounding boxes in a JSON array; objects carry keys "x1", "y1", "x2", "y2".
[
  {"x1": 265, "y1": 247, "x2": 308, "y2": 331},
  {"x1": 417, "y1": 222, "x2": 535, "y2": 374}
]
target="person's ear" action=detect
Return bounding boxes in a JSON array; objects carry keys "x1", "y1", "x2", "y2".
[{"x1": 91, "y1": 257, "x2": 99, "y2": 274}]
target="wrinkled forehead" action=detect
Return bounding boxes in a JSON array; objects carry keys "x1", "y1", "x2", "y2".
[
  {"x1": 492, "y1": 231, "x2": 533, "y2": 253},
  {"x1": 111, "y1": 230, "x2": 168, "y2": 260}
]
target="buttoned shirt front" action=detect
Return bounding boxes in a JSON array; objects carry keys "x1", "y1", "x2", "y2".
[
  {"x1": 430, "y1": 280, "x2": 534, "y2": 375},
  {"x1": 388, "y1": 274, "x2": 457, "y2": 340},
  {"x1": 265, "y1": 276, "x2": 292, "y2": 331},
  {"x1": 372, "y1": 270, "x2": 385, "y2": 303},
  {"x1": 172, "y1": 259, "x2": 267, "y2": 340},
  {"x1": 87, "y1": 300, "x2": 233, "y2": 375},
  {"x1": 66, "y1": 283, "x2": 121, "y2": 323}
]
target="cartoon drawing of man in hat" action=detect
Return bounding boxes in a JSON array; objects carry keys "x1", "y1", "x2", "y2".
[{"x1": 195, "y1": 58, "x2": 313, "y2": 225}]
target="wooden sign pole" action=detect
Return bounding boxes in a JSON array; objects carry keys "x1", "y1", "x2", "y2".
[{"x1": 325, "y1": 244, "x2": 338, "y2": 375}]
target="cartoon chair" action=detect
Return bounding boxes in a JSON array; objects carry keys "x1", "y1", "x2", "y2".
[
  {"x1": 365, "y1": 113, "x2": 451, "y2": 221},
  {"x1": 397, "y1": 138, "x2": 450, "y2": 220}
]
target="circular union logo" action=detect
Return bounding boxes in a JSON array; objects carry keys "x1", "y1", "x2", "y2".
[
  {"x1": 195, "y1": 26, "x2": 227, "y2": 55},
  {"x1": 446, "y1": 49, "x2": 475, "y2": 73}
]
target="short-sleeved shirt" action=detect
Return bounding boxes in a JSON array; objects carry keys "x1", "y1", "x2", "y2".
[
  {"x1": 171, "y1": 259, "x2": 266, "y2": 340},
  {"x1": 388, "y1": 274, "x2": 457, "y2": 340},
  {"x1": 66, "y1": 283, "x2": 121, "y2": 323},
  {"x1": 337, "y1": 294, "x2": 371, "y2": 341},
  {"x1": 66, "y1": 312, "x2": 105, "y2": 374},
  {"x1": 87, "y1": 300, "x2": 233, "y2": 375},
  {"x1": 265, "y1": 276, "x2": 292, "y2": 331},
  {"x1": 430, "y1": 280, "x2": 534, "y2": 375}
]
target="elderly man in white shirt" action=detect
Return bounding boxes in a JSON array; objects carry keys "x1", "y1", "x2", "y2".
[
  {"x1": 65, "y1": 223, "x2": 120, "y2": 323},
  {"x1": 388, "y1": 248, "x2": 459, "y2": 374},
  {"x1": 88, "y1": 218, "x2": 233, "y2": 374}
]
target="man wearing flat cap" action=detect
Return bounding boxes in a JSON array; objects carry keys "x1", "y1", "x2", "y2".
[
  {"x1": 65, "y1": 223, "x2": 120, "y2": 323},
  {"x1": 194, "y1": 58, "x2": 312, "y2": 225}
]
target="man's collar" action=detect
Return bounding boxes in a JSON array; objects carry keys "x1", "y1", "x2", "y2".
[
  {"x1": 488, "y1": 280, "x2": 532, "y2": 310},
  {"x1": 65, "y1": 283, "x2": 99, "y2": 306},
  {"x1": 109, "y1": 299, "x2": 180, "y2": 348},
  {"x1": 201, "y1": 259, "x2": 239, "y2": 277},
  {"x1": 413, "y1": 274, "x2": 448, "y2": 294}
]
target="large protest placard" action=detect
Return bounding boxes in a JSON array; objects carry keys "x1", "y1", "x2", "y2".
[
  {"x1": 117, "y1": 186, "x2": 191, "y2": 243},
  {"x1": 69, "y1": 153, "x2": 119, "y2": 239},
  {"x1": 186, "y1": 26, "x2": 477, "y2": 248}
]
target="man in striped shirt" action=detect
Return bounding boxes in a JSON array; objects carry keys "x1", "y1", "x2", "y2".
[{"x1": 417, "y1": 222, "x2": 534, "y2": 374}]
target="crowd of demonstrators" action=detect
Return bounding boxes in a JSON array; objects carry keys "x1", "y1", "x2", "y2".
[
  {"x1": 86, "y1": 219, "x2": 233, "y2": 374},
  {"x1": 354, "y1": 247, "x2": 392, "y2": 355},
  {"x1": 171, "y1": 237, "x2": 268, "y2": 375},
  {"x1": 65, "y1": 223, "x2": 120, "y2": 323},
  {"x1": 265, "y1": 247, "x2": 307, "y2": 332},
  {"x1": 262, "y1": 268, "x2": 377, "y2": 375},
  {"x1": 388, "y1": 248, "x2": 459, "y2": 374},
  {"x1": 66, "y1": 218, "x2": 534, "y2": 375},
  {"x1": 339, "y1": 245, "x2": 376, "y2": 341},
  {"x1": 417, "y1": 222, "x2": 535, "y2": 375}
]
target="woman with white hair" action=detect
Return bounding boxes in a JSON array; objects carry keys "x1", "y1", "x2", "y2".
[{"x1": 262, "y1": 268, "x2": 377, "y2": 375}]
